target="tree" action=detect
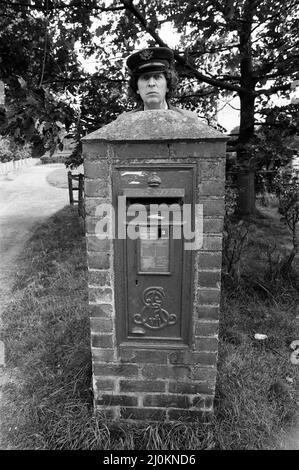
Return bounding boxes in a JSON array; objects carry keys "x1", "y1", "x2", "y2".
[
  {"x1": 249, "y1": 103, "x2": 299, "y2": 193},
  {"x1": 92, "y1": 0, "x2": 299, "y2": 216},
  {"x1": 274, "y1": 166, "x2": 299, "y2": 272},
  {"x1": 1, "y1": 1, "x2": 298, "y2": 217},
  {"x1": 0, "y1": 0, "x2": 99, "y2": 153}
]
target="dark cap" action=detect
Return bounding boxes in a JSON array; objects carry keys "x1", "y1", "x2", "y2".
[{"x1": 126, "y1": 47, "x2": 174, "y2": 75}]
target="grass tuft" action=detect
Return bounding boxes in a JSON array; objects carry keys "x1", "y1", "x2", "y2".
[{"x1": 1, "y1": 205, "x2": 298, "y2": 449}]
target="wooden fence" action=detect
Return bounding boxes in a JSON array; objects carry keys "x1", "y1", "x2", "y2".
[
  {"x1": 0, "y1": 157, "x2": 34, "y2": 174},
  {"x1": 67, "y1": 171, "x2": 84, "y2": 218}
]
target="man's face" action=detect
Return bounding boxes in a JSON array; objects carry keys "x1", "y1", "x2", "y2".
[{"x1": 137, "y1": 72, "x2": 169, "y2": 109}]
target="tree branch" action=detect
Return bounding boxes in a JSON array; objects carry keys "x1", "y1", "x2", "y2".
[
  {"x1": 0, "y1": 0, "x2": 125, "y2": 12},
  {"x1": 255, "y1": 53, "x2": 299, "y2": 79},
  {"x1": 255, "y1": 0, "x2": 299, "y2": 27},
  {"x1": 187, "y1": 43, "x2": 240, "y2": 55},
  {"x1": 39, "y1": 0, "x2": 49, "y2": 87},
  {"x1": 121, "y1": 0, "x2": 247, "y2": 95},
  {"x1": 179, "y1": 89, "x2": 217, "y2": 99},
  {"x1": 256, "y1": 83, "x2": 291, "y2": 96}
]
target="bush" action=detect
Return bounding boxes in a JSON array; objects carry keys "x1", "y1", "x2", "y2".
[
  {"x1": 0, "y1": 136, "x2": 13, "y2": 162},
  {"x1": 273, "y1": 167, "x2": 299, "y2": 272},
  {"x1": 13, "y1": 142, "x2": 32, "y2": 161},
  {"x1": 222, "y1": 179, "x2": 251, "y2": 284},
  {"x1": 0, "y1": 135, "x2": 32, "y2": 163}
]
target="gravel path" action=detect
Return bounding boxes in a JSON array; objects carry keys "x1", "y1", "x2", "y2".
[{"x1": 0, "y1": 161, "x2": 69, "y2": 449}]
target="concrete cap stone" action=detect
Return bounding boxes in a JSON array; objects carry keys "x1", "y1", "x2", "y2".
[{"x1": 82, "y1": 110, "x2": 228, "y2": 143}]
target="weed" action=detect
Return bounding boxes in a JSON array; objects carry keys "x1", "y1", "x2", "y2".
[{"x1": 1, "y1": 206, "x2": 298, "y2": 450}]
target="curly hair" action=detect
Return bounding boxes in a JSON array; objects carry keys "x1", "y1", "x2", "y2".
[{"x1": 127, "y1": 67, "x2": 179, "y2": 106}]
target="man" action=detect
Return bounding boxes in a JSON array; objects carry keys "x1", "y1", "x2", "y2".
[{"x1": 125, "y1": 47, "x2": 198, "y2": 119}]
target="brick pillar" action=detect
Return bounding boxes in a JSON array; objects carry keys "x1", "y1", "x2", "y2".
[{"x1": 82, "y1": 111, "x2": 227, "y2": 422}]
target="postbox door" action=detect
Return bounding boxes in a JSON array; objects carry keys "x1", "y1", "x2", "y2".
[
  {"x1": 125, "y1": 223, "x2": 184, "y2": 341},
  {"x1": 113, "y1": 165, "x2": 195, "y2": 347}
]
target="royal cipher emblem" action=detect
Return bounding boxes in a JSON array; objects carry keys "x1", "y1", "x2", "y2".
[{"x1": 139, "y1": 49, "x2": 154, "y2": 61}]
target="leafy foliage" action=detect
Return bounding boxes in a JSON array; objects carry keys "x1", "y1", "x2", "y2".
[
  {"x1": 0, "y1": 135, "x2": 31, "y2": 163},
  {"x1": 273, "y1": 167, "x2": 299, "y2": 270},
  {"x1": 0, "y1": 0, "x2": 299, "y2": 214},
  {"x1": 0, "y1": 0, "x2": 94, "y2": 154},
  {"x1": 92, "y1": 0, "x2": 299, "y2": 214}
]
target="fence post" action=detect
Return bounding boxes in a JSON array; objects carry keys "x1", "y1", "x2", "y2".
[
  {"x1": 78, "y1": 174, "x2": 84, "y2": 217},
  {"x1": 68, "y1": 170, "x2": 74, "y2": 205}
]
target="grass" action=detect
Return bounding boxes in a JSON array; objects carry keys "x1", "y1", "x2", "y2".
[{"x1": 1, "y1": 205, "x2": 298, "y2": 450}]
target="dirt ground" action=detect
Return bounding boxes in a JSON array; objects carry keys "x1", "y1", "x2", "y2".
[{"x1": 0, "y1": 161, "x2": 69, "y2": 449}]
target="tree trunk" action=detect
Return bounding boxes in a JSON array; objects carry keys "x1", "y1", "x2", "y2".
[
  {"x1": 237, "y1": 0, "x2": 256, "y2": 217},
  {"x1": 236, "y1": 0, "x2": 257, "y2": 217},
  {"x1": 237, "y1": 169, "x2": 256, "y2": 217},
  {"x1": 236, "y1": 90, "x2": 256, "y2": 217}
]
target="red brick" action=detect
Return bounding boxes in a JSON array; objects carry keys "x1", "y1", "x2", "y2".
[
  {"x1": 197, "y1": 288, "x2": 221, "y2": 305},
  {"x1": 120, "y1": 380, "x2": 166, "y2": 393},
  {"x1": 89, "y1": 270, "x2": 111, "y2": 287},
  {"x1": 89, "y1": 287, "x2": 113, "y2": 303},
  {"x1": 85, "y1": 179, "x2": 109, "y2": 197},
  {"x1": 201, "y1": 160, "x2": 226, "y2": 180},
  {"x1": 86, "y1": 216, "x2": 114, "y2": 237},
  {"x1": 195, "y1": 305, "x2": 219, "y2": 320},
  {"x1": 114, "y1": 143, "x2": 169, "y2": 159},
  {"x1": 170, "y1": 142, "x2": 201, "y2": 158},
  {"x1": 194, "y1": 337, "x2": 218, "y2": 352},
  {"x1": 204, "y1": 396, "x2": 214, "y2": 409},
  {"x1": 194, "y1": 322, "x2": 219, "y2": 337},
  {"x1": 120, "y1": 407, "x2": 167, "y2": 421},
  {"x1": 196, "y1": 305, "x2": 220, "y2": 320},
  {"x1": 203, "y1": 218, "x2": 224, "y2": 233},
  {"x1": 95, "y1": 379, "x2": 116, "y2": 391},
  {"x1": 168, "y1": 351, "x2": 217, "y2": 366},
  {"x1": 92, "y1": 348, "x2": 115, "y2": 362},
  {"x1": 190, "y1": 366, "x2": 217, "y2": 382},
  {"x1": 202, "y1": 235, "x2": 223, "y2": 251},
  {"x1": 91, "y1": 334, "x2": 114, "y2": 348},
  {"x1": 174, "y1": 142, "x2": 225, "y2": 159},
  {"x1": 85, "y1": 217, "x2": 97, "y2": 234},
  {"x1": 84, "y1": 160, "x2": 109, "y2": 179},
  {"x1": 197, "y1": 271, "x2": 221, "y2": 288},
  {"x1": 89, "y1": 303, "x2": 113, "y2": 317},
  {"x1": 143, "y1": 394, "x2": 190, "y2": 408},
  {"x1": 86, "y1": 235, "x2": 112, "y2": 252},
  {"x1": 94, "y1": 364, "x2": 138, "y2": 378},
  {"x1": 85, "y1": 197, "x2": 111, "y2": 216},
  {"x1": 198, "y1": 180, "x2": 225, "y2": 197},
  {"x1": 191, "y1": 395, "x2": 214, "y2": 409},
  {"x1": 119, "y1": 349, "x2": 168, "y2": 364},
  {"x1": 82, "y1": 142, "x2": 108, "y2": 161},
  {"x1": 142, "y1": 365, "x2": 190, "y2": 380},
  {"x1": 90, "y1": 317, "x2": 113, "y2": 333},
  {"x1": 96, "y1": 394, "x2": 138, "y2": 407},
  {"x1": 167, "y1": 409, "x2": 206, "y2": 421},
  {"x1": 190, "y1": 396, "x2": 205, "y2": 408},
  {"x1": 202, "y1": 198, "x2": 225, "y2": 216},
  {"x1": 87, "y1": 252, "x2": 110, "y2": 269},
  {"x1": 169, "y1": 382, "x2": 215, "y2": 395},
  {"x1": 197, "y1": 252, "x2": 222, "y2": 270}
]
